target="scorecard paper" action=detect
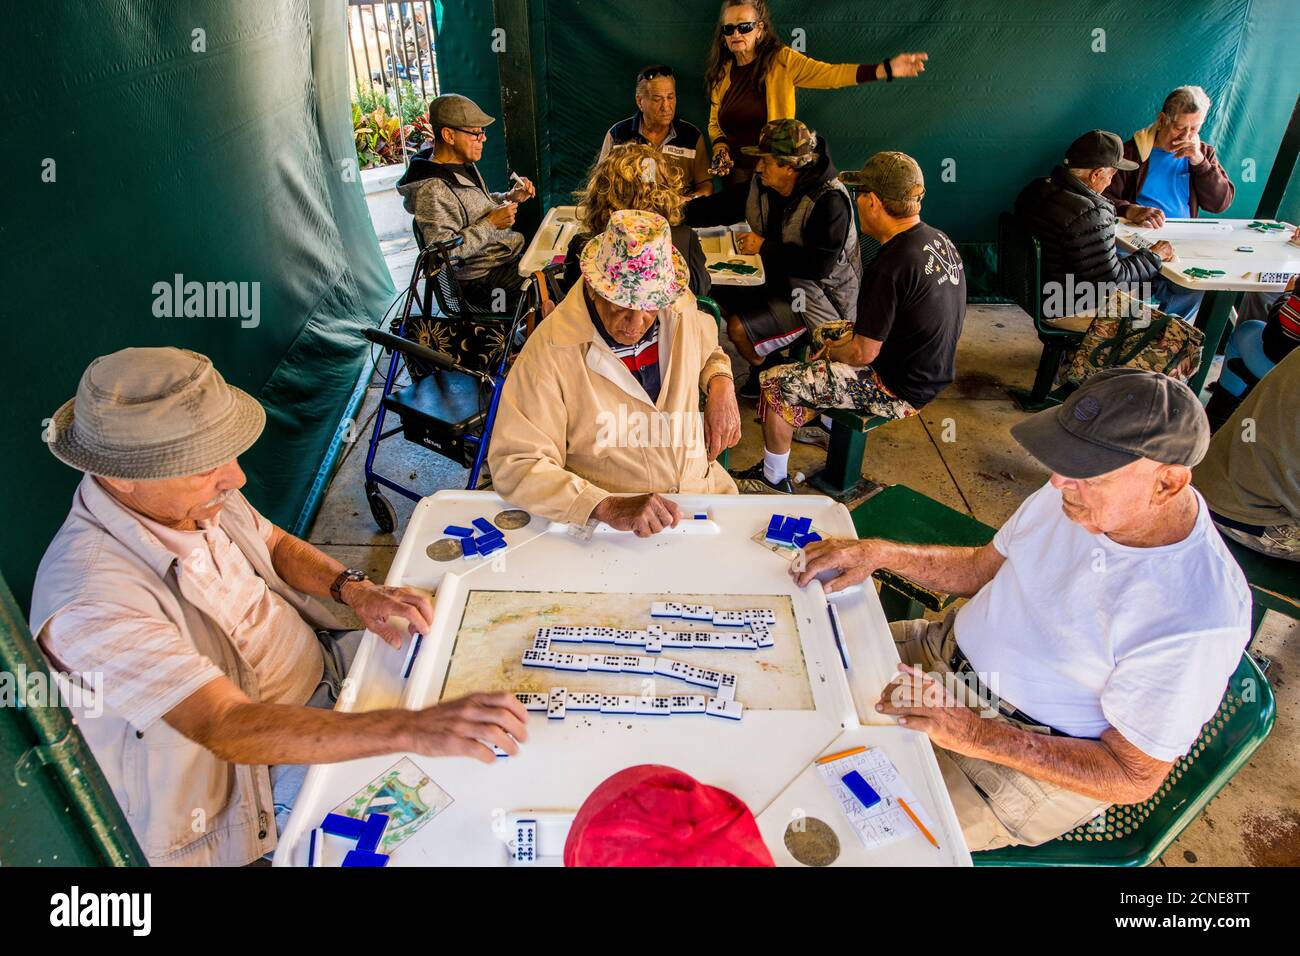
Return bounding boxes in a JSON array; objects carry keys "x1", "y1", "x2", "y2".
[{"x1": 817, "y1": 748, "x2": 937, "y2": 850}]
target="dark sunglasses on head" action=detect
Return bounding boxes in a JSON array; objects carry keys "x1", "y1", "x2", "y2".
[
  {"x1": 450, "y1": 126, "x2": 487, "y2": 140},
  {"x1": 638, "y1": 65, "x2": 674, "y2": 82},
  {"x1": 721, "y1": 21, "x2": 757, "y2": 36}
]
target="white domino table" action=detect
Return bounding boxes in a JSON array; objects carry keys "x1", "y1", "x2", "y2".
[
  {"x1": 273, "y1": 491, "x2": 969, "y2": 867},
  {"x1": 518, "y1": 205, "x2": 766, "y2": 288},
  {"x1": 1115, "y1": 217, "x2": 1299, "y2": 393}
]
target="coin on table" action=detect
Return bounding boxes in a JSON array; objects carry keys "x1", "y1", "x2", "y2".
[
  {"x1": 493, "y1": 509, "x2": 532, "y2": 530},
  {"x1": 784, "y1": 816, "x2": 840, "y2": 867},
  {"x1": 426, "y1": 538, "x2": 464, "y2": 562}
]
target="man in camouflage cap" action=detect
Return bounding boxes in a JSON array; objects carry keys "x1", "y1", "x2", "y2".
[
  {"x1": 741, "y1": 117, "x2": 820, "y2": 167},
  {"x1": 686, "y1": 118, "x2": 861, "y2": 401}
]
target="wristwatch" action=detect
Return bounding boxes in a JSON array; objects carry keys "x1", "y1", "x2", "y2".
[{"x1": 330, "y1": 568, "x2": 368, "y2": 603}]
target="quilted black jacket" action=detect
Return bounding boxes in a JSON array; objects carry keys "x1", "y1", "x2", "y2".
[{"x1": 1014, "y1": 165, "x2": 1162, "y2": 295}]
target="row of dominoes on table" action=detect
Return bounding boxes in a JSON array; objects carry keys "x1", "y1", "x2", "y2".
[
  {"x1": 515, "y1": 687, "x2": 743, "y2": 721},
  {"x1": 523, "y1": 647, "x2": 739, "y2": 693},
  {"x1": 649, "y1": 603, "x2": 777, "y2": 626},
  {"x1": 534, "y1": 624, "x2": 773, "y2": 653}
]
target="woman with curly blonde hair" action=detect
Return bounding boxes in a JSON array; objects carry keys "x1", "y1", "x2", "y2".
[{"x1": 562, "y1": 143, "x2": 710, "y2": 296}]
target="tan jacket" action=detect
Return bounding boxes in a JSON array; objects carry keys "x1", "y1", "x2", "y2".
[
  {"x1": 488, "y1": 282, "x2": 737, "y2": 525},
  {"x1": 29, "y1": 477, "x2": 344, "y2": 866}
]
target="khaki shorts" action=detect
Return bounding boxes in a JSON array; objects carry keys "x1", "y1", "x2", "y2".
[{"x1": 890, "y1": 614, "x2": 1108, "y2": 852}]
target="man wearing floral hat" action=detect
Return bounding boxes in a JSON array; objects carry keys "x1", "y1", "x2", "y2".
[{"x1": 489, "y1": 209, "x2": 742, "y2": 536}]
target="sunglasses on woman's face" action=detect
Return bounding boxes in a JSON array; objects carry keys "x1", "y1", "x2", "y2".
[{"x1": 721, "y1": 21, "x2": 757, "y2": 37}]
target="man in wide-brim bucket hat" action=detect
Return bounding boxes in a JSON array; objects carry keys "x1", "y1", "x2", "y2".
[{"x1": 31, "y1": 346, "x2": 525, "y2": 866}]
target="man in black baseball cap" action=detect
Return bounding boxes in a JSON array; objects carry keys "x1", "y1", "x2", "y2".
[
  {"x1": 1014, "y1": 129, "x2": 1175, "y2": 341},
  {"x1": 789, "y1": 368, "x2": 1250, "y2": 850},
  {"x1": 1063, "y1": 129, "x2": 1140, "y2": 172}
]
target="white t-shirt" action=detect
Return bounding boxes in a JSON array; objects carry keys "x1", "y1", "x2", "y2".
[{"x1": 954, "y1": 482, "x2": 1250, "y2": 761}]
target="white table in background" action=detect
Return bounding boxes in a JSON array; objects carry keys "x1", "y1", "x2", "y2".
[
  {"x1": 694, "y1": 224, "x2": 766, "y2": 287},
  {"x1": 517, "y1": 204, "x2": 581, "y2": 276},
  {"x1": 1115, "y1": 217, "x2": 1298, "y2": 392},
  {"x1": 274, "y1": 491, "x2": 969, "y2": 867}
]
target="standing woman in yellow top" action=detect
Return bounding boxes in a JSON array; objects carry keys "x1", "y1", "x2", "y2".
[{"x1": 705, "y1": 0, "x2": 929, "y2": 184}]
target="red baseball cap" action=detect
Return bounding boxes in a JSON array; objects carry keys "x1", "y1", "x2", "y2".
[{"x1": 564, "y1": 764, "x2": 774, "y2": 867}]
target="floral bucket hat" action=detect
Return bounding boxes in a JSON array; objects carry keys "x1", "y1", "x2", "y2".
[{"x1": 579, "y1": 209, "x2": 689, "y2": 310}]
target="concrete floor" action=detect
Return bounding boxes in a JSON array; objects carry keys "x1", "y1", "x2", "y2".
[{"x1": 304, "y1": 224, "x2": 1299, "y2": 866}]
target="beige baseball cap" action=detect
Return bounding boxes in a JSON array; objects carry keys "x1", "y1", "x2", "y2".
[{"x1": 840, "y1": 151, "x2": 926, "y2": 203}]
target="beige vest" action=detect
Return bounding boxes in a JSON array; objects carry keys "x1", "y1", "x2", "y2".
[{"x1": 29, "y1": 476, "x2": 343, "y2": 866}]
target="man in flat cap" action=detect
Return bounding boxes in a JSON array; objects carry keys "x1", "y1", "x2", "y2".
[
  {"x1": 794, "y1": 369, "x2": 1250, "y2": 850},
  {"x1": 30, "y1": 348, "x2": 527, "y2": 866},
  {"x1": 397, "y1": 93, "x2": 537, "y2": 312}
]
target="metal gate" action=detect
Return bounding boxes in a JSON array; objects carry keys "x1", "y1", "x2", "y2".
[{"x1": 347, "y1": 1, "x2": 440, "y2": 109}]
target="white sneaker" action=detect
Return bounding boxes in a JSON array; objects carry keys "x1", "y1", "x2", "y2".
[{"x1": 792, "y1": 424, "x2": 831, "y2": 449}]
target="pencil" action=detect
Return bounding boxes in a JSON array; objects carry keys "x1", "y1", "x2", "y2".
[
  {"x1": 816, "y1": 745, "x2": 866, "y2": 765},
  {"x1": 898, "y1": 798, "x2": 939, "y2": 849}
]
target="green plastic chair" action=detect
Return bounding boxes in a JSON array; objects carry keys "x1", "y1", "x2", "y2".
[
  {"x1": 998, "y1": 212, "x2": 1083, "y2": 411},
  {"x1": 696, "y1": 295, "x2": 730, "y2": 470},
  {"x1": 850, "y1": 484, "x2": 996, "y2": 620},
  {"x1": 974, "y1": 652, "x2": 1276, "y2": 866}
]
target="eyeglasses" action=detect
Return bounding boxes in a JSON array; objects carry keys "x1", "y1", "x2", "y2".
[
  {"x1": 450, "y1": 127, "x2": 487, "y2": 140},
  {"x1": 637, "y1": 65, "x2": 674, "y2": 82},
  {"x1": 721, "y1": 21, "x2": 757, "y2": 36}
]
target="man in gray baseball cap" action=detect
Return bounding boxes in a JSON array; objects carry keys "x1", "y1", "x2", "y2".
[
  {"x1": 791, "y1": 368, "x2": 1249, "y2": 850},
  {"x1": 30, "y1": 347, "x2": 527, "y2": 865},
  {"x1": 397, "y1": 93, "x2": 536, "y2": 313}
]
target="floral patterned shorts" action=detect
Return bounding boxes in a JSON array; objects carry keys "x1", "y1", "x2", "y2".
[{"x1": 758, "y1": 359, "x2": 916, "y2": 428}]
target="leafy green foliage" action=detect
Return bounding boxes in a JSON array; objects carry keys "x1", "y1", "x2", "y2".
[{"x1": 351, "y1": 83, "x2": 436, "y2": 168}]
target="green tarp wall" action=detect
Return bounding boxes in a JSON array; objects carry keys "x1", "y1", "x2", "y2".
[
  {"x1": 0, "y1": 0, "x2": 394, "y2": 610},
  {"x1": 511, "y1": 0, "x2": 1300, "y2": 288}
]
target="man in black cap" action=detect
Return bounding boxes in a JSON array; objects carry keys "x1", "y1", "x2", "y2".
[
  {"x1": 793, "y1": 369, "x2": 1250, "y2": 849},
  {"x1": 1015, "y1": 130, "x2": 1175, "y2": 330},
  {"x1": 397, "y1": 93, "x2": 536, "y2": 311}
]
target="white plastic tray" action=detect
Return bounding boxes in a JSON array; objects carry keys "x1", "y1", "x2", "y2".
[{"x1": 273, "y1": 491, "x2": 966, "y2": 866}]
